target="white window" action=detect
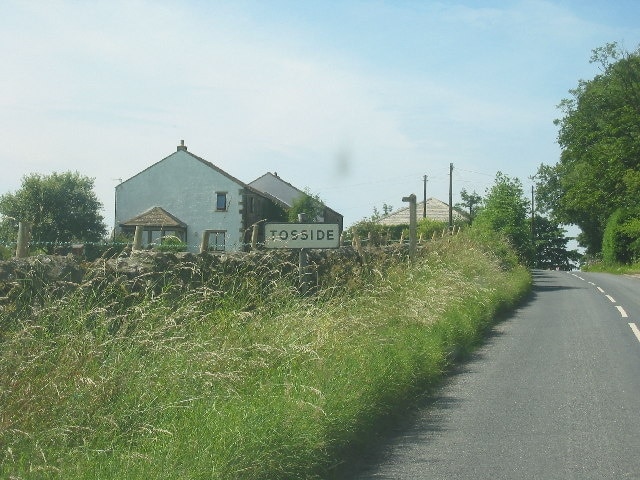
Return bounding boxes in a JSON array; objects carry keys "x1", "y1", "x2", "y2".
[
  {"x1": 216, "y1": 192, "x2": 227, "y2": 211},
  {"x1": 207, "y1": 230, "x2": 226, "y2": 251}
]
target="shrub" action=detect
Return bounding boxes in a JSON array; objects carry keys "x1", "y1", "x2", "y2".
[{"x1": 602, "y1": 207, "x2": 640, "y2": 264}]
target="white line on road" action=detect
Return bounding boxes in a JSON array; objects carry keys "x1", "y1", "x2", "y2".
[
  {"x1": 588, "y1": 281, "x2": 596, "y2": 286},
  {"x1": 629, "y1": 323, "x2": 640, "y2": 343},
  {"x1": 597, "y1": 287, "x2": 605, "y2": 293},
  {"x1": 616, "y1": 306, "x2": 629, "y2": 318},
  {"x1": 606, "y1": 295, "x2": 616, "y2": 303}
]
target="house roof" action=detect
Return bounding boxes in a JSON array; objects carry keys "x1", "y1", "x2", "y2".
[
  {"x1": 120, "y1": 206, "x2": 187, "y2": 228},
  {"x1": 249, "y1": 171, "x2": 343, "y2": 218},
  {"x1": 377, "y1": 197, "x2": 469, "y2": 225},
  {"x1": 117, "y1": 141, "x2": 280, "y2": 203}
]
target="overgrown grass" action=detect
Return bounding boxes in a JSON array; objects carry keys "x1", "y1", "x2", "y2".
[{"x1": 0, "y1": 233, "x2": 531, "y2": 479}]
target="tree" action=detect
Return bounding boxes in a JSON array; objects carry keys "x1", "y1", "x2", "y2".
[
  {"x1": 472, "y1": 172, "x2": 532, "y2": 264},
  {"x1": 287, "y1": 190, "x2": 325, "y2": 222},
  {"x1": 530, "y1": 215, "x2": 582, "y2": 270},
  {"x1": 456, "y1": 188, "x2": 483, "y2": 223},
  {"x1": 0, "y1": 172, "x2": 106, "y2": 252},
  {"x1": 537, "y1": 42, "x2": 640, "y2": 255}
]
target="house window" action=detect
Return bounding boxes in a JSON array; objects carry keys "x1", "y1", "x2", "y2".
[
  {"x1": 216, "y1": 192, "x2": 227, "y2": 211},
  {"x1": 207, "y1": 230, "x2": 226, "y2": 252},
  {"x1": 248, "y1": 196, "x2": 255, "y2": 214}
]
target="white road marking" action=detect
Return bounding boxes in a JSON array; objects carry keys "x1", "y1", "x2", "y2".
[
  {"x1": 588, "y1": 282, "x2": 596, "y2": 286},
  {"x1": 597, "y1": 287, "x2": 605, "y2": 293},
  {"x1": 616, "y1": 306, "x2": 629, "y2": 318},
  {"x1": 629, "y1": 323, "x2": 640, "y2": 343},
  {"x1": 606, "y1": 295, "x2": 616, "y2": 303}
]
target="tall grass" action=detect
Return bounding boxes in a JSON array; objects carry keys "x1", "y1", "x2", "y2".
[{"x1": 0, "y1": 233, "x2": 530, "y2": 479}]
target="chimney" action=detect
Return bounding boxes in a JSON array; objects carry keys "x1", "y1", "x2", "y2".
[{"x1": 177, "y1": 140, "x2": 187, "y2": 151}]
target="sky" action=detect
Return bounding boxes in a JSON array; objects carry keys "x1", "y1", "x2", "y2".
[{"x1": 2, "y1": 0, "x2": 640, "y2": 232}]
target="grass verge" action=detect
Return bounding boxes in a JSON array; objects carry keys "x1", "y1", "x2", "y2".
[{"x1": 0, "y1": 233, "x2": 531, "y2": 479}]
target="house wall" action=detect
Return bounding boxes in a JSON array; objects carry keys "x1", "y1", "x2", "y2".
[{"x1": 115, "y1": 150, "x2": 245, "y2": 253}]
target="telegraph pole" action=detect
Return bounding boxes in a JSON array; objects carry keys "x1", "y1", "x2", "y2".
[
  {"x1": 423, "y1": 175, "x2": 428, "y2": 219},
  {"x1": 448, "y1": 163, "x2": 454, "y2": 231}
]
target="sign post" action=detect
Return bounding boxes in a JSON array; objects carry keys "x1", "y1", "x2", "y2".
[
  {"x1": 264, "y1": 218, "x2": 340, "y2": 294},
  {"x1": 264, "y1": 223, "x2": 340, "y2": 249}
]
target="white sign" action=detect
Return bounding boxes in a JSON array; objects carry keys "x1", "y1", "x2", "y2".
[{"x1": 265, "y1": 223, "x2": 340, "y2": 249}]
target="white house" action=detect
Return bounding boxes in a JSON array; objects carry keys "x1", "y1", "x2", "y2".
[{"x1": 115, "y1": 142, "x2": 287, "y2": 253}]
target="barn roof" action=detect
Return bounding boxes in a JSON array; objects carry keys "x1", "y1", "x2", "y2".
[{"x1": 377, "y1": 197, "x2": 469, "y2": 225}]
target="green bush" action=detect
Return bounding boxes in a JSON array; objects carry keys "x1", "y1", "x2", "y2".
[
  {"x1": 602, "y1": 207, "x2": 640, "y2": 264},
  {"x1": 153, "y1": 235, "x2": 187, "y2": 253},
  {"x1": 0, "y1": 244, "x2": 12, "y2": 260}
]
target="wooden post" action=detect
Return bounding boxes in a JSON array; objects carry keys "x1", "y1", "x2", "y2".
[
  {"x1": 133, "y1": 225, "x2": 143, "y2": 251},
  {"x1": 200, "y1": 231, "x2": 211, "y2": 254},
  {"x1": 402, "y1": 194, "x2": 417, "y2": 263},
  {"x1": 251, "y1": 223, "x2": 259, "y2": 250},
  {"x1": 16, "y1": 221, "x2": 31, "y2": 258},
  {"x1": 297, "y1": 213, "x2": 311, "y2": 294}
]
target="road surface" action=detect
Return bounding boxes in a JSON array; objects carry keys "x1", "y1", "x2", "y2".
[{"x1": 353, "y1": 270, "x2": 640, "y2": 479}]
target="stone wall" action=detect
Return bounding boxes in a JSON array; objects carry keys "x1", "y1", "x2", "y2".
[{"x1": 0, "y1": 245, "x2": 410, "y2": 308}]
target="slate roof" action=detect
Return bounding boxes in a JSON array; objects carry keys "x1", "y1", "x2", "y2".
[
  {"x1": 118, "y1": 143, "x2": 277, "y2": 203},
  {"x1": 249, "y1": 171, "x2": 343, "y2": 218}
]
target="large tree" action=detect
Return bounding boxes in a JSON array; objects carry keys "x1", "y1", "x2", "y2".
[
  {"x1": 0, "y1": 171, "x2": 106, "y2": 251},
  {"x1": 473, "y1": 172, "x2": 532, "y2": 264},
  {"x1": 536, "y1": 42, "x2": 640, "y2": 254},
  {"x1": 531, "y1": 215, "x2": 582, "y2": 270}
]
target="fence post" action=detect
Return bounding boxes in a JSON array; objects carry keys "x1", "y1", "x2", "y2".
[
  {"x1": 16, "y1": 221, "x2": 31, "y2": 258},
  {"x1": 133, "y1": 225, "x2": 143, "y2": 251},
  {"x1": 200, "y1": 231, "x2": 211, "y2": 254},
  {"x1": 251, "y1": 223, "x2": 259, "y2": 250},
  {"x1": 402, "y1": 194, "x2": 417, "y2": 263}
]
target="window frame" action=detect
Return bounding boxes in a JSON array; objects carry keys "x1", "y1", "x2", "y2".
[
  {"x1": 215, "y1": 192, "x2": 228, "y2": 211},
  {"x1": 206, "y1": 229, "x2": 226, "y2": 252}
]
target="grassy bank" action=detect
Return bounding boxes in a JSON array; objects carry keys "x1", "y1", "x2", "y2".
[
  {"x1": 0, "y1": 234, "x2": 531, "y2": 479},
  {"x1": 581, "y1": 260, "x2": 640, "y2": 274}
]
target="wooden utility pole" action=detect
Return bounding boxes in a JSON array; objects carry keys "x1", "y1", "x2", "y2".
[
  {"x1": 423, "y1": 175, "x2": 428, "y2": 219},
  {"x1": 529, "y1": 174, "x2": 538, "y2": 267},
  {"x1": 449, "y1": 163, "x2": 454, "y2": 232}
]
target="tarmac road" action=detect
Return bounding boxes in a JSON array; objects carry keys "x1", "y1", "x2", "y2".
[{"x1": 353, "y1": 270, "x2": 640, "y2": 479}]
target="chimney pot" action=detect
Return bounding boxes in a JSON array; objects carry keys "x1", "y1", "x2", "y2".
[{"x1": 177, "y1": 140, "x2": 187, "y2": 151}]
